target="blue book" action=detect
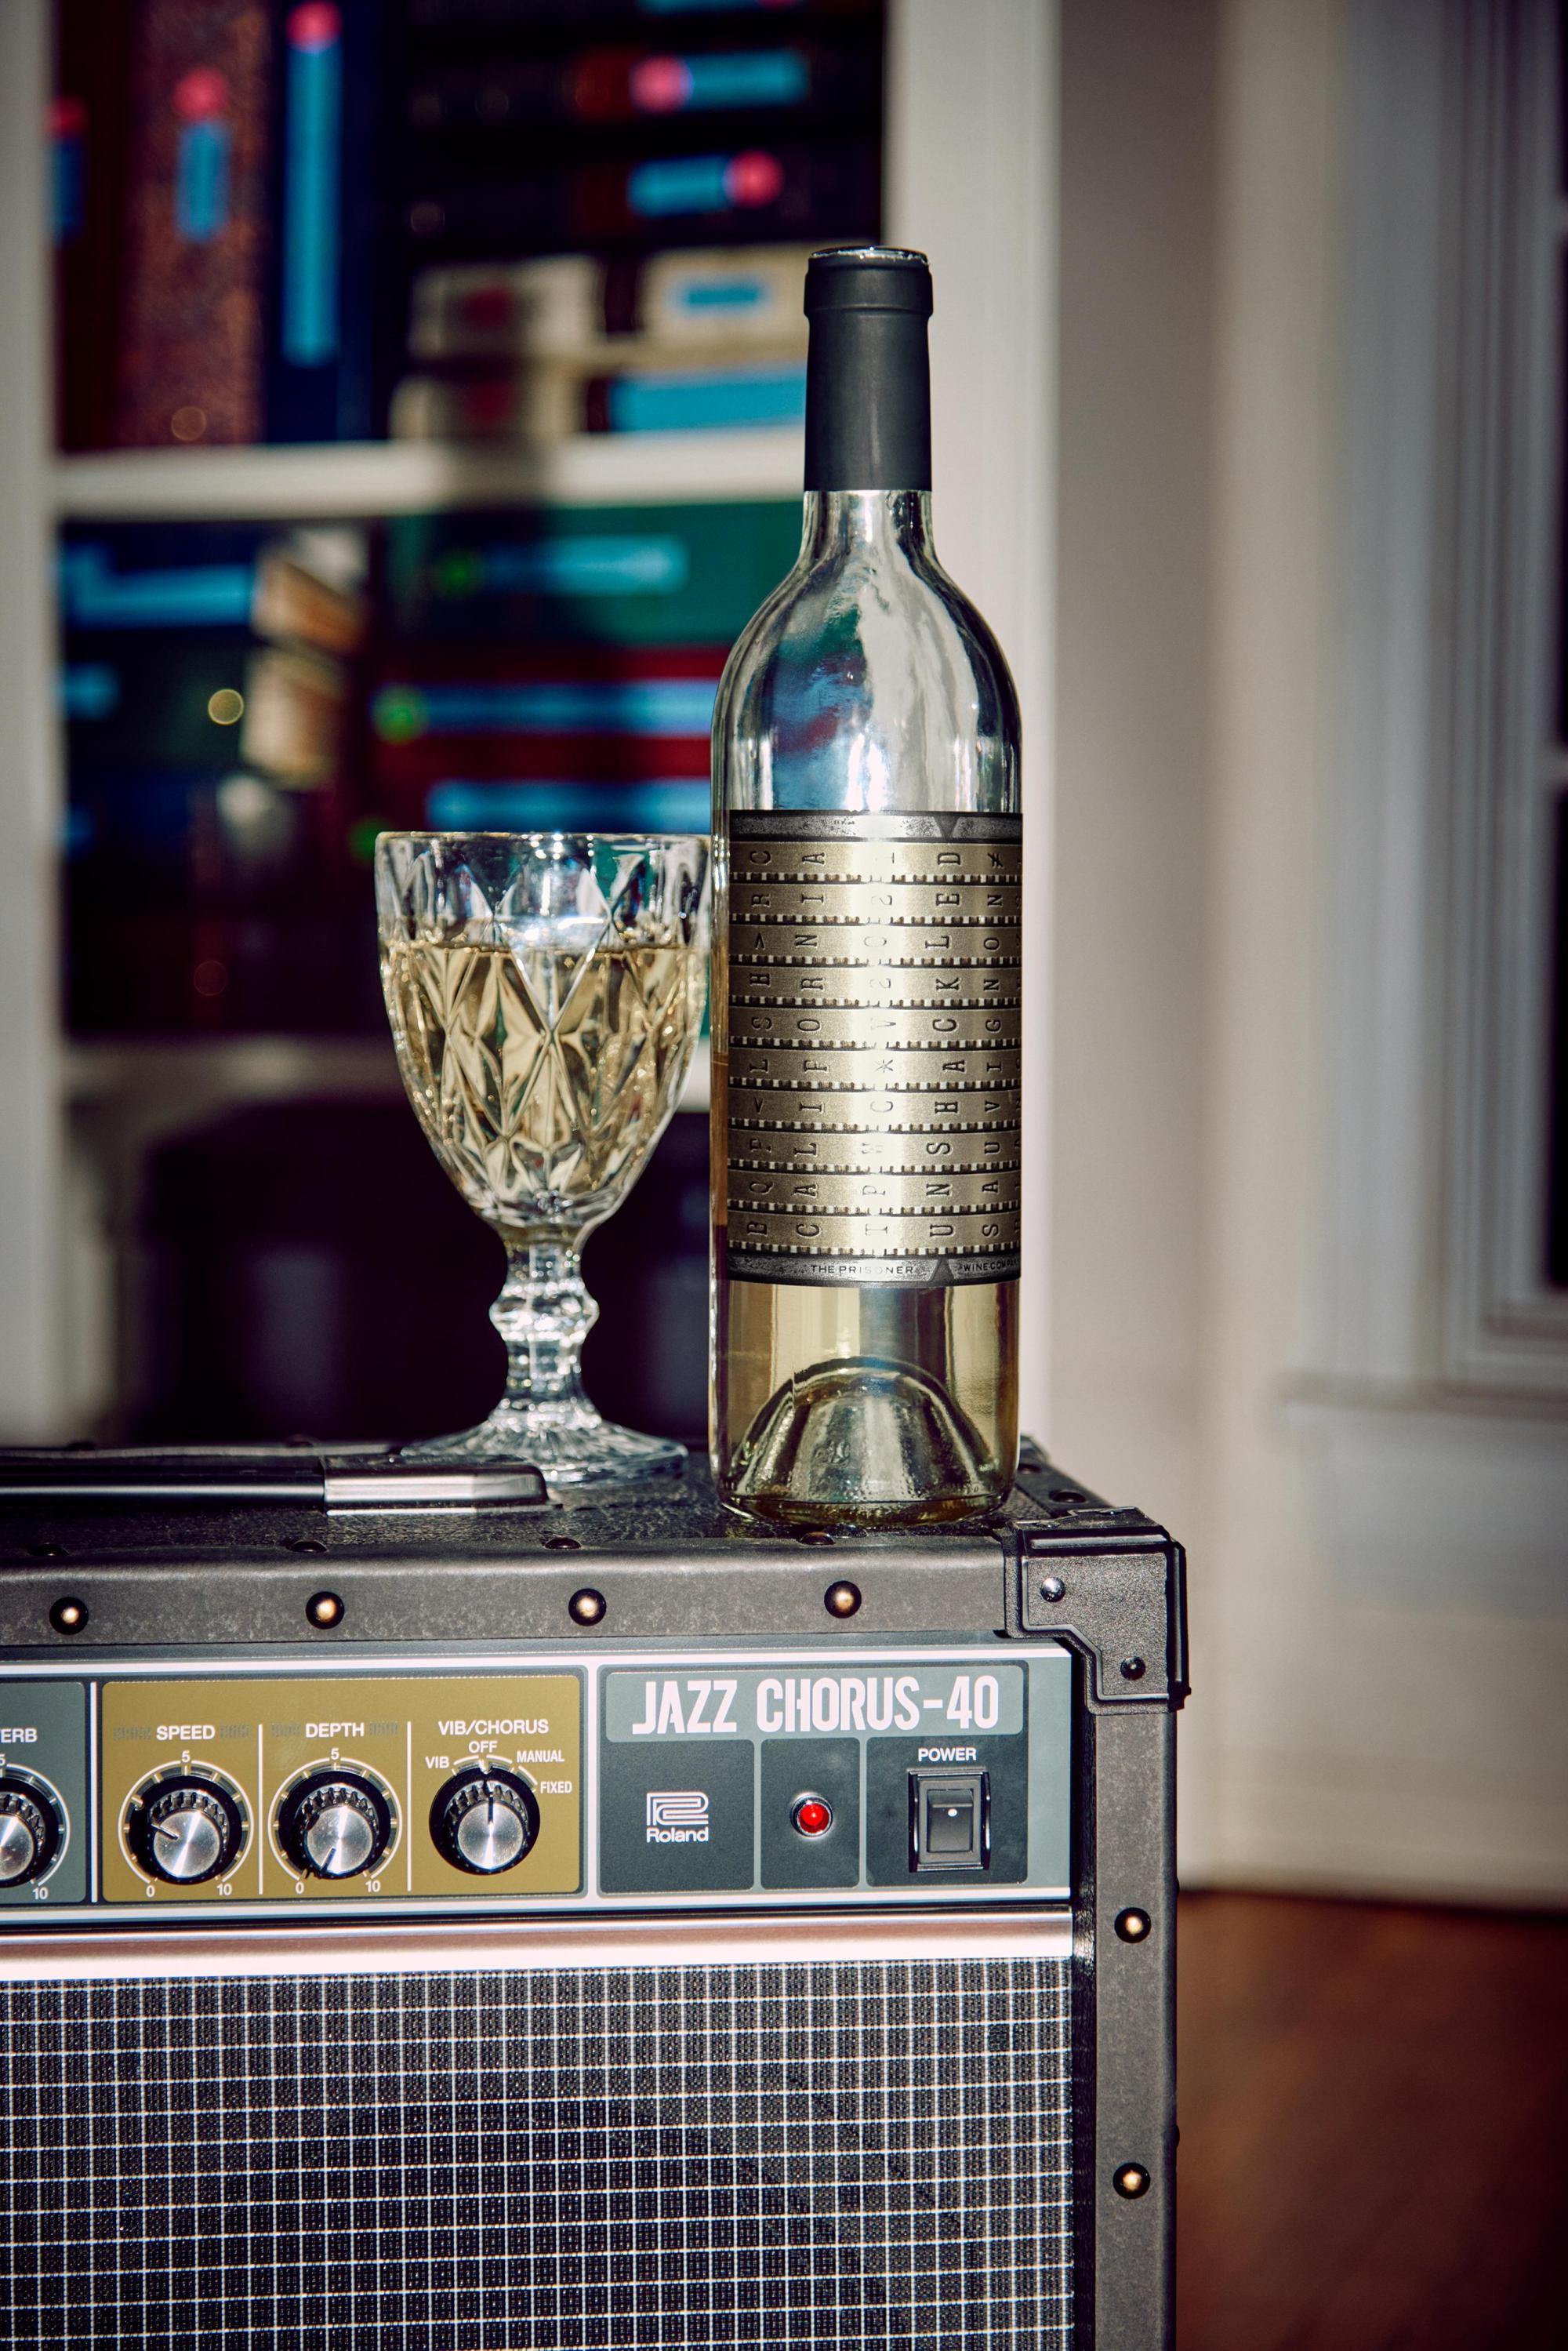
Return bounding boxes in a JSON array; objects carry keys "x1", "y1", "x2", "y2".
[
  {"x1": 383, "y1": 499, "x2": 800, "y2": 644},
  {"x1": 265, "y1": 0, "x2": 390, "y2": 441},
  {"x1": 424, "y1": 779, "x2": 710, "y2": 833},
  {"x1": 594, "y1": 361, "x2": 806, "y2": 434}
]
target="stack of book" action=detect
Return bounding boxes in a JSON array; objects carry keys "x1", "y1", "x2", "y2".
[
  {"x1": 53, "y1": 0, "x2": 883, "y2": 449},
  {"x1": 392, "y1": 242, "x2": 815, "y2": 441},
  {"x1": 62, "y1": 520, "x2": 372, "y2": 1034}
]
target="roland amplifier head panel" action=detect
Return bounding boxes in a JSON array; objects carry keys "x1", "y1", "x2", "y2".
[{"x1": 0, "y1": 1644, "x2": 1072, "y2": 1924}]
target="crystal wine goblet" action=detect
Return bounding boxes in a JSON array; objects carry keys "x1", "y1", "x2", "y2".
[{"x1": 376, "y1": 830, "x2": 710, "y2": 1485}]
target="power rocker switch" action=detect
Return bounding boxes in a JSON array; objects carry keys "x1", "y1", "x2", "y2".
[{"x1": 909, "y1": 1769, "x2": 990, "y2": 1873}]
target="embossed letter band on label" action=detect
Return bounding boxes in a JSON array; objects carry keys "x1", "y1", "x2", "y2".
[{"x1": 724, "y1": 811, "x2": 1023, "y2": 1286}]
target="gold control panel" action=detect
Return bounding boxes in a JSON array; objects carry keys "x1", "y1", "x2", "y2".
[{"x1": 100, "y1": 1676, "x2": 580, "y2": 1906}]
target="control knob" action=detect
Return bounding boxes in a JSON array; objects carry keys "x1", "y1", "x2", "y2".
[
  {"x1": 0, "y1": 1773, "x2": 64, "y2": 1888},
  {"x1": 277, "y1": 1771, "x2": 394, "y2": 1880},
  {"x1": 127, "y1": 1770, "x2": 247, "y2": 1886},
  {"x1": 430, "y1": 1767, "x2": 539, "y2": 1876}
]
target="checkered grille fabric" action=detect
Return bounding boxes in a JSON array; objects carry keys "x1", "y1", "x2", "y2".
[{"x1": 0, "y1": 1956, "x2": 1073, "y2": 2349}]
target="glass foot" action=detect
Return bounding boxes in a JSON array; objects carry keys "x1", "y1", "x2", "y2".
[{"x1": 397, "y1": 1401, "x2": 685, "y2": 1490}]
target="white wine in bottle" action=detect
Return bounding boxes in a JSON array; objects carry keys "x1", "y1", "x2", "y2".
[{"x1": 710, "y1": 246, "x2": 1022, "y2": 1526}]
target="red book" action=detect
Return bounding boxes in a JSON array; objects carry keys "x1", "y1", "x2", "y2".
[
  {"x1": 53, "y1": 0, "x2": 132, "y2": 452},
  {"x1": 114, "y1": 0, "x2": 273, "y2": 449}
]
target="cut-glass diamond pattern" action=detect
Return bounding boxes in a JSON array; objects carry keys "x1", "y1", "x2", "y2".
[
  {"x1": 375, "y1": 830, "x2": 708, "y2": 1476},
  {"x1": 380, "y1": 837, "x2": 706, "y2": 1236}
]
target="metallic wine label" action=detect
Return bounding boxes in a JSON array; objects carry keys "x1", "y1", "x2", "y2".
[{"x1": 724, "y1": 812, "x2": 1023, "y2": 1286}]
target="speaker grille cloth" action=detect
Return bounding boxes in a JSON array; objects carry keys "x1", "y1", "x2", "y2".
[{"x1": 0, "y1": 1956, "x2": 1073, "y2": 2349}]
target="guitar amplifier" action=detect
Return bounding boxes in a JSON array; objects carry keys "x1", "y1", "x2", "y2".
[{"x1": 0, "y1": 1441, "x2": 1186, "y2": 2351}]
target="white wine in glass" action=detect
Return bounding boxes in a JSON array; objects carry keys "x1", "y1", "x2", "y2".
[{"x1": 376, "y1": 832, "x2": 709, "y2": 1487}]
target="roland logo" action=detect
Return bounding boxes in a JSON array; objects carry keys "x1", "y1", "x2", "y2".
[{"x1": 645, "y1": 1790, "x2": 710, "y2": 1845}]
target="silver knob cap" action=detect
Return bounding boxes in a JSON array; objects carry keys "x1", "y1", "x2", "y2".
[
  {"x1": 146, "y1": 1790, "x2": 229, "y2": 1883},
  {"x1": 0, "y1": 1790, "x2": 49, "y2": 1884},
  {"x1": 456, "y1": 1791, "x2": 526, "y2": 1873},
  {"x1": 283, "y1": 1776, "x2": 391, "y2": 1880},
  {"x1": 432, "y1": 1768, "x2": 539, "y2": 1876},
  {"x1": 129, "y1": 1772, "x2": 245, "y2": 1886}
]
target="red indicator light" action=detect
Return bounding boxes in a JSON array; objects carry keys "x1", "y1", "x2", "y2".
[{"x1": 792, "y1": 1797, "x2": 832, "y2": 1837}]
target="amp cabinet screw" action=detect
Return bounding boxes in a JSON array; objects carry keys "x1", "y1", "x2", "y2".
[
  {"x1": 1120, "y1": 1656, "x2": 1146, "y2": 1681},
  {"x1": 1038, "y1": 1575, "x2": 1065, "y2": 1603},
  {"x1": 824, "y1": 1582, "x2": 862, "y2": 1619},
  {"x1": 568, "y1": 1588, "x2": 607, "y2": 1626},
  {"x1": 305, "y1": 1592, "x2": 343, "y2": 1629},
  {"x1": 1113, "y1": 2164, "x2": 1151, "y2": 2200}
]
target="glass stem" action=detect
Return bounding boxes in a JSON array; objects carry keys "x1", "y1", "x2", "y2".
[{"x1": 492, "y1": 1241, "x2": 597, "y2": 1416}]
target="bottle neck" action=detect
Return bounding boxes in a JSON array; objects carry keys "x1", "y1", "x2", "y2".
[{"x1": 799, "y1": 489, "x2": 936, "y2": 566}]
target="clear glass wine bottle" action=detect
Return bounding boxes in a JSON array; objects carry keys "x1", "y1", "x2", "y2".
[{"x1": 710, "y1": 248, "x2": 1022, "y2": 1526}]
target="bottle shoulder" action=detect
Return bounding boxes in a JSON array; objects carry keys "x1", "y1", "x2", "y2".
[
  {"x1": 714, "y1": 539, "x2": 1020, "y2": 817},
  {"x1": 912, "y1": 550, "x2": 1022, "y2": 739}
]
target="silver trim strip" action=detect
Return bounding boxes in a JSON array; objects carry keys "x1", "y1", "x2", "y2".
[
  {"x1": 1, "y1": 1880, "x2": 1072, "y2": 1927},
  {"x1": 324, "y1": 1468, "x2": 546, "y2": 1509},
  {"x1": 583, "y1": 1657, "x2": 602, "y2": 1907},
  {"x1": 0, "y1": 1910, "x2": 1073, "y2": 1982},
  {"x1": 86, "y1": 1678, "x2": 99, "y2": 1902},
  {"x1": 0, "y1": 1466, "x2": 545, "y2": 1510}
]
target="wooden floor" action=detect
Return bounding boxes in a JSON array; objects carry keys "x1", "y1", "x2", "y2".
[{"x1": 1176, "y1": 1892, "x2": 1567, "y2": 2351}]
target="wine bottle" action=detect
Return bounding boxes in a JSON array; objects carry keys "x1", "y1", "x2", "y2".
[{"x1": 710, "y1": 245, "x2": 1022, "y2": 1525}]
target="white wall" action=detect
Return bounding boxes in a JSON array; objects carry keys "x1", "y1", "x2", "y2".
[
  {"x1": 0, "y1": 0, "x2": 66, "y2": 1441},
  {"x1": 1051, "y1": 0, "x2": 1220, "y2": 1866},
  {"x1": 1054, "y1": 0, "x2": 1568, "y2": 1903},
  {"x1": 887, "y1": 0, "x2": 1057, "y2": 1444},
  {"x1": 1051, "y1": 0, "x2": 1217, "y2": 1556},
  {"x1": 1201, "y1": 0, "x2": 1568, "y2": 1902}
]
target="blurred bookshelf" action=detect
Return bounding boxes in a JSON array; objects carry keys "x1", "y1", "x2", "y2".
[{"x1": 0, "y1": 0, "x2": 1054, "y2": 1448}]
